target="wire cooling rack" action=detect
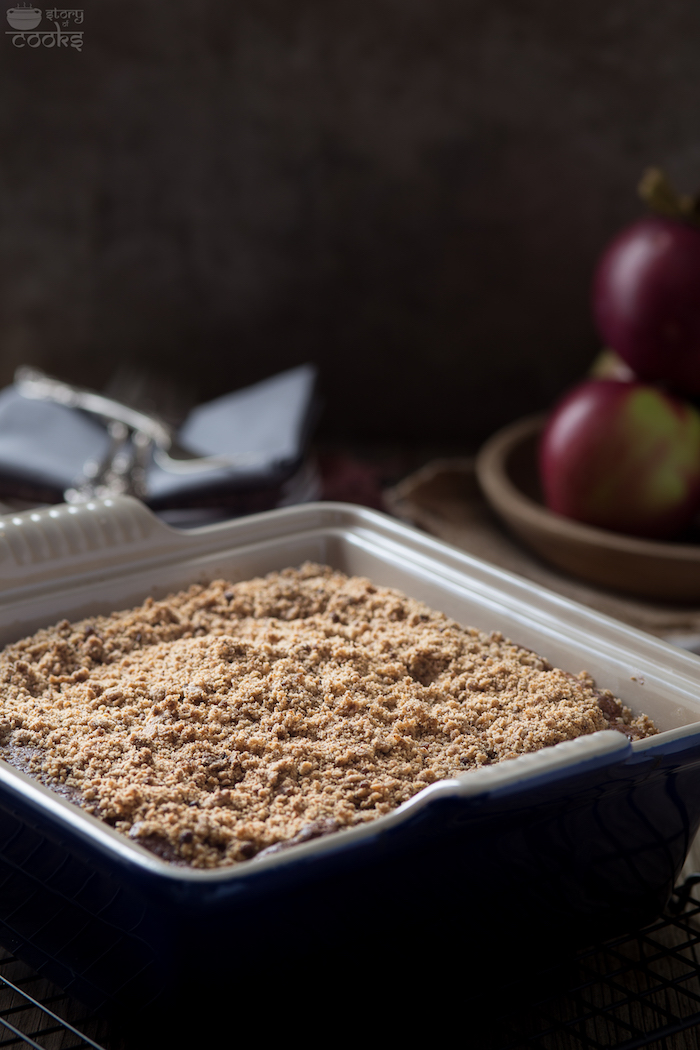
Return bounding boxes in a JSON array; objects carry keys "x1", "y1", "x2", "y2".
[
  {"x1": 495, "y1": 875, "x2": 700, "y2": 1049},
  {"x1": 2, "y1": 879, "x2": 700, "y2": 1049},
  {"x1": 0, "y1": 950, "x2": 112, "y2": 1050}
]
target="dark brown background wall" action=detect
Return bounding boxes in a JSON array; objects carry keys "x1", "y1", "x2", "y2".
[{"x1": 3, "y1": 0, "x2": 700, "y2": 441}]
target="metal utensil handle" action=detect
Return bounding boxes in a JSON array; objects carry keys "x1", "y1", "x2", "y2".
[
  {"x1": 16, "y1": 366, "x2": 172, "y2": 448},
  {"x1": 15, "y1": 368, "x2": 269, "y2": 488}
]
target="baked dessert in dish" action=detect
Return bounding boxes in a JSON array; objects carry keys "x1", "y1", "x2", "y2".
[{"x1": 0, "y1": 563, "x2": 657, "y2": 868}]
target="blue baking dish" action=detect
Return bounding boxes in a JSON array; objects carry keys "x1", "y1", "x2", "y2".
[{"x1": 0, "y1": 499, "x2": 698, "y2": 1027}]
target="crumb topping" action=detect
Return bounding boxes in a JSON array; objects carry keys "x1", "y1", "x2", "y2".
[{"x1": 0, "y1": 563, "x2": 657, "y2": 868}]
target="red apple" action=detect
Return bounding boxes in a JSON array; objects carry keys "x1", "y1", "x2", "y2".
[
  {"x1": 539, "y1": 379, "x2": 700, "y2": 538},
  {"x1": 592, "y1": 216, "x2": 700, "y2": 394}
]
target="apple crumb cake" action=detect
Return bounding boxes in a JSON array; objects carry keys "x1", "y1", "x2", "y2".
[{"x1": 0, "y1": 563, "x2": 657, "y2": 868}]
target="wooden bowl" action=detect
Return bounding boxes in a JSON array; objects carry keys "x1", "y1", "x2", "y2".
[{"x1": 475, "y1": 415, "x2": 700, "y2": 602}]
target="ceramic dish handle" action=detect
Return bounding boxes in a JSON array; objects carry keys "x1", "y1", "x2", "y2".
[{"x1": 0, "y1": 496, "x2": 187, "y2": 585}]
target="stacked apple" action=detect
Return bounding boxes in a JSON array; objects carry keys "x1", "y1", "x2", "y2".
[{"x1": 540, "y1": 169, "x2": 700, "y2": 540}]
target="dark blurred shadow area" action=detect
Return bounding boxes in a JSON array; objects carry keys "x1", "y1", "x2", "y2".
[{"x1": 3, "y1": 0, "x2": 700, "y2": 447}]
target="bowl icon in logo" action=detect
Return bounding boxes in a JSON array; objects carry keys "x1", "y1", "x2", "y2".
[{"x1": 6, "y1": 5, "x2": 42, "y2": 30}]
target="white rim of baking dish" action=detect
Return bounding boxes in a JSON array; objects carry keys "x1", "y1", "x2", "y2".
[{"x1": 0, "y1": 496, "x2": 697, "y2": 883}]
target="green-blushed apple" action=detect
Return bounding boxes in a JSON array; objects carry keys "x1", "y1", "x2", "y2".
[{"x1": 539, "y1": 379, "x2": 700, "y2": 539}]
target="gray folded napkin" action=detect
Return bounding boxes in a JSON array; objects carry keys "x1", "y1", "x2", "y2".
[{"x1": 0, "y1": 364, "x2": 319, "y2": 512}]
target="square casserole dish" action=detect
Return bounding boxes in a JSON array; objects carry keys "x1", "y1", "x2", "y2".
[{"x1": 0, "y1": 497, "x2": 698, "y2": 1020}]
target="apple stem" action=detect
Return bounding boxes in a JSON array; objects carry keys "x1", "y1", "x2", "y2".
[{"x1": 638, "y1": 168, "x2": 700, "y2": 226}]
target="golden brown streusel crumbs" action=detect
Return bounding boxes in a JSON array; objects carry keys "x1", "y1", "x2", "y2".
[{"x1": 0, "y1": 563, "x2": 657, "y2": 868}]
